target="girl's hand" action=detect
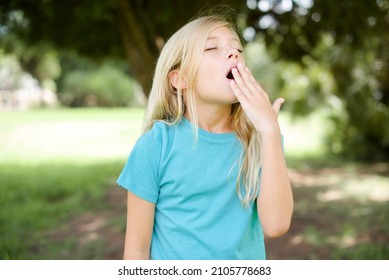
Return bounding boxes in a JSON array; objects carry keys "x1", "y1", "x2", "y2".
[{"x1": 229, "y1": 63, "x2": 284, "y2": 135}]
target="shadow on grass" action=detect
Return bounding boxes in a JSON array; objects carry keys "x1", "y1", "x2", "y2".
[
  {"x1": 266, "y1": 158, "x2": 389, "y2": 260},
  {"x1": 0, "y1": 160, "x2": 127, "y2": 260}
]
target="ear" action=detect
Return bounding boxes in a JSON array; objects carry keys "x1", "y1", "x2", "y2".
[{"x1": 169, "y1": 70, "x2": 187, "y2": 90}]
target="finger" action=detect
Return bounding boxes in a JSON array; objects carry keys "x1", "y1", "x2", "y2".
[
  {"x1": 229, "y1": 79, "x2": 248, "y2": 103},
  {"x1": 231, "y1": 68, "x2": 251, "y2": 96},
  {"x1": 238, "y1": 64, "x2": 270, "y2": 101},
  {"x1": 272, "y1": 98, "x2": 285, "y2": 117},
  {"x1": 236, "y1": 64, "x2": 258, "y2": 95}
]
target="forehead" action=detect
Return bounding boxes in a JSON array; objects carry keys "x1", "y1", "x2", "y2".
[{"x1": 206, "y1": 26, "x2": 240, "y2": 43}]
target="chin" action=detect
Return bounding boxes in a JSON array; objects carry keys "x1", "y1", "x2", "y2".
[{"x1": 225, "y1": 90, "x2": 238, "y2": 104}]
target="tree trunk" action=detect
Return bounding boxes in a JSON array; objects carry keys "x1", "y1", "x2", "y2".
[{"x1": 115, "y1": 0, "x2": 159, "y2": 98}]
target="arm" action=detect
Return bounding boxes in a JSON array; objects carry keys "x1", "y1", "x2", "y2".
[
  {"x1": 123, "y1": 191, "x2": 155, "y2": 259},
  {"x1": 257, "y1": 130, "x2": 293, "y2": 237},
  {"x1": 229, "y1": 63, "x2": 294, "y2": 238}
]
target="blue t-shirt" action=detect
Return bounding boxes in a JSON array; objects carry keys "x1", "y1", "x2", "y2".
[{"x1": 117, "y1": 118, "x2": 265, "y2": 260}]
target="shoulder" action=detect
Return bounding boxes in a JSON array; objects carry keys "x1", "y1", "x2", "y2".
[
  {"x1": 140, "y1": 121, "x2": 174, "y2": 143},
  {"x1": 136, "y1": 120, "x2": 182, "y2": 151},
  {"x1": 122, "y1": 121, "x2": 172, "y2": 171}
]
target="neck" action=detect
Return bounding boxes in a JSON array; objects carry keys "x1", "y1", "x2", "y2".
[{"x1": 189, "y1": 104, "x2": 232, "y2": 134}]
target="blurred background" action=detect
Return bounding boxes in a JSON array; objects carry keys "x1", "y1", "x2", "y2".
[{"x1": 0, "y1": 0, "x2": 388, "y2": 260}]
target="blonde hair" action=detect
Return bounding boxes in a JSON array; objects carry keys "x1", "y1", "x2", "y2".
[{"x1": 143, "y1": 15, "x2": 262, "y2": 207}]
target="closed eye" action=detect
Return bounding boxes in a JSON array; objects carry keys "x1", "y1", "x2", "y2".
[{"x1": 204, "y1": 47, "x2": 243, "y2": 52}]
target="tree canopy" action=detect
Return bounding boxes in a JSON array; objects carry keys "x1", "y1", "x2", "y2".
[
  {"x1": 0, "y1": 0, "x2": 245, "y2": 95},
  {"x1": 245, "y1": 0, "x2": 389, "y2": 160}
]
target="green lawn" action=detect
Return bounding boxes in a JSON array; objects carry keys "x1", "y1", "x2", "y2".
[
  {"x1": 0, "y1": 108, "x2": 144, "y2": 259},
  {"x1": 0, "y1": 108, "x2": 388, "y2": 259},
  {"x1": 0, "y1": 108, "x2": 144, "y2": 164}
]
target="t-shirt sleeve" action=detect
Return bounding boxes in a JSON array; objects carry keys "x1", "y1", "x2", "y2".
[{"x1": 116, "y1": 126, "x2": 162, "y2": 204}]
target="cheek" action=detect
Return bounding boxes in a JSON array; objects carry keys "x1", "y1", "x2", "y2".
[
  {"x1": 197, "y1": 60, "x2": 220, "y2": 80},
  {"x1": 195, "y1": 65, "x2": 212, "y2": 86}
]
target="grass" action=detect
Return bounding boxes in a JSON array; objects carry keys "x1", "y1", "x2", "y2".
[
  {"x1": 0, "y1": 108, "x2": 144, "y2": 164},
  {"x1": 0, "y1": 107, "x2": 144, "y2": 259},
  {"x1": 1, "y1": 107, "x2": 388, "y2": 260},
  {"x1": 273, "y1": 160, "x2": 389, "y2": 260},
  {"x1": 0, "y1": 161, "x2": 125, "y2": 259}
]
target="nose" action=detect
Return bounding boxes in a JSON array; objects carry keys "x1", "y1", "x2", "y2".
[{"x1": 227, "y1": 48, "x2": 239, "y2": 60}]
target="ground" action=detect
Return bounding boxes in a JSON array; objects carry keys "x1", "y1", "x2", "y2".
[{"x1": 48, "y1": 163, "x2": 389, "y2": 260}]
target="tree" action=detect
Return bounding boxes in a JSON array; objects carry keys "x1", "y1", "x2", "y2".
[
  {"x1": 245, "y1": 0, "x2": 389, "y2": 160},
  {"x1": 0, "y1": 0, "x2": 245, "y2": 96}
]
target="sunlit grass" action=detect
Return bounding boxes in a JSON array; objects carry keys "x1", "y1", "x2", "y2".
[
  {"x1": 0, "y1": 107, "x2": 144, "y2": 164},
  {"x1": 0, "y1": 107, "x2": 144, "y2": 259}
]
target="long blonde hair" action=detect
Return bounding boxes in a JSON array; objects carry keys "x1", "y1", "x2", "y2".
[{"x1": 143, "y1": 15, "x2": 262, "y2": 207}]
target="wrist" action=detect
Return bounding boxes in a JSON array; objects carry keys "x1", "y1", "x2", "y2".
[
  {"x1": 257, "y1": 129, "x2": 283, "y2": 149},
  {"x1": 255, "y1": 123, "x2": 281, "y2": 137}
]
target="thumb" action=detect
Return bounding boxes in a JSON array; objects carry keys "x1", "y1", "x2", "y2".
[{"x1": 272, "y1": 98, "x2": 285, "y2": 117}]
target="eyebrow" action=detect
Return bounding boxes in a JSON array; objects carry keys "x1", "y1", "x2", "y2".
[{"x1": 206, "y1": 36, "x2": 241, "y2": 43}]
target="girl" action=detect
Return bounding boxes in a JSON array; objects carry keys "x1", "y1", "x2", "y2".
[{"x1": 117, "y1": 14, "x2": 293, "y2": 260}]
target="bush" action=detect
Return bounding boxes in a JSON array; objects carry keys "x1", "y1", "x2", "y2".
[{"x1": 60, "y1": 64, "x2": 136, "y2": 107}]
